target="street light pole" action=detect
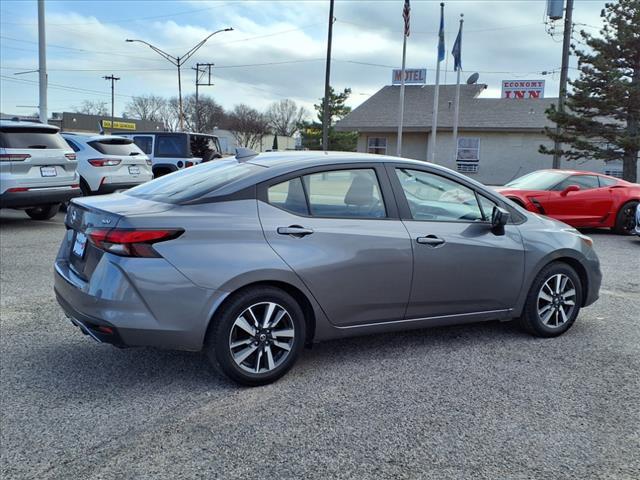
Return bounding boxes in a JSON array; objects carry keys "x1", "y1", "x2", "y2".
[
  {"x1": 103, "y1": 74, "x2": 120, "y2": 134},
  {"x1": 126, "y1": 28, "x2": 232, "y2": 131}
]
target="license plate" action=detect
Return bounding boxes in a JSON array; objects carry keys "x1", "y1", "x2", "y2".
[
  {"x1": 128, "y1": 166, "x2": 140, "y2": 175},
  {"x1": 72, "y1": 232, "x2": 88, "y2": 258},
  {"x1": 40, "y1": 166, "x2": 57, "y2": 177}
]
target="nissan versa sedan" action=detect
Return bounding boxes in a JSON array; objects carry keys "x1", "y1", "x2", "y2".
[{"x1": 54, "y1": 152, "x2": 602, "y2": 386}]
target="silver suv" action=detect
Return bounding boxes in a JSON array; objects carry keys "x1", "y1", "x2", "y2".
[{"x1": 1, "y1": 120, "x2": 80, "y2": 220}]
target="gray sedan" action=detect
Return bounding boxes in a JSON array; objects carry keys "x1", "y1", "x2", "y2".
[{"x1": 54, "y1": 152, "x2": 601, "y2": 385}]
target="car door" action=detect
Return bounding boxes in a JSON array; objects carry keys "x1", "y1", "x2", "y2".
[
  {"x1": 258, "y1": 165, "x2": 413, "y2": 327},
  {"x1": 388, "y1": 165, "x2": 525, "y2": 319},
  {"x1": 543, "y1": 174, "x2": 613, "y2": 226}
]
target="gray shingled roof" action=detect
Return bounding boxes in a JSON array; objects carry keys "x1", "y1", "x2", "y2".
[{"x1": 336, "y1": 84, "x2": 557, "y2": 132}]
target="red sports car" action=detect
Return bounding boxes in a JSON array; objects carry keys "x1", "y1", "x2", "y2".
[{"x1": 496, "y1": 169, "x2": 640, "y2": 235}]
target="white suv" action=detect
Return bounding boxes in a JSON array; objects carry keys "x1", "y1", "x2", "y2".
[
  {"x1": 62, "y1": 133, "x2": 153, "y2": 195},
  {"x1": 0, "y1": 120, "x2": 80, "y2": 220}
]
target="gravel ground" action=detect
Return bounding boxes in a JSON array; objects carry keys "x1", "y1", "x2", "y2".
[{"x1": 1, "y1": 209, "x2": 639, "y2": 480}]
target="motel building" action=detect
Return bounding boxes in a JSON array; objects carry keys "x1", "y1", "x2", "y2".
[{"x1": 335, "y1": 81, "x2": 629, "y2": 185}]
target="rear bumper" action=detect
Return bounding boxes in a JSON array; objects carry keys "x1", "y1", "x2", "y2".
[
  {"x1": 583, "y1": 258, "x2": 602, "y2": 308},
  {"x1": 96, "y1": 182, "x2": 144, "y2": 194},
  {"x1": 0, "y1": 185, "x2": 81, "y2": 208},
  {"x1": 53, "y1": 252, "x2": 222, "y2": 351}
]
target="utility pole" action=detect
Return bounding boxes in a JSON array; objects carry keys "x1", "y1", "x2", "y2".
[
  {"x1": 103, "y1": 75, "x2": 120, "y2": 134},
  {"x1": 322, "y1": 0, "x2": 335, "y2": 151},
  {"x1": 193, "y1": 63, "x2": 215, "y2": 132},
  {"x1": 552, "y1": 0, "x2": 574, "y2": 169},
  {"x1": 37, "y1": 0, "x2": 47, "y2": 123}
]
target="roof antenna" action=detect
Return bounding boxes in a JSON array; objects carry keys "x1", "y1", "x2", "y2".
[{"x1": 235, "y1": 147, "x2": 258, "y2": 162}]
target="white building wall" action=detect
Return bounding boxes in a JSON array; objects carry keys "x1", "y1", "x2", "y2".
[{"x1": 357, "y1": 131, "x2": 632, "y2": 185}]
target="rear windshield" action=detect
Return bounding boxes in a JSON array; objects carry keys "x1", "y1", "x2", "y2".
[
  {"x1": 190, "y1": 134, "x2": 221, "y2": 158},
  {"x1": 0, "y1": 128, "x2": 69, "y2": 149},
  {"x1": 125, "y1": 159, "x2": 261, "y2": 203},
  {"x1": 88, "y1": 138, "x2": 143, "y2": 156}
]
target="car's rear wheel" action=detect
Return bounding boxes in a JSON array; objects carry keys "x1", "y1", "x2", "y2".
[
  {"x1": 25, "y1": 204, "x2": 60, "y2": 220},
  {"x1": 518, "y1": 262, "x2": 582, "y2": 337},
  {"x1": 80, "y1": 178, "x2": 92, "y2": 196},
  {"x1": 613, "y1": 200, "x2": 639, "y2": 235},
  {"x1": 205, "y1": 286, "x2": 305, "y2": 386}
]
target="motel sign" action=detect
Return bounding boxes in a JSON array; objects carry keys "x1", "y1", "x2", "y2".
[
  {"x1": 392, "y1": 68, "x2": 427, "y2": 85},
  {"x1": 501, "y1": 80, "x2": 545, "y2": 99}
]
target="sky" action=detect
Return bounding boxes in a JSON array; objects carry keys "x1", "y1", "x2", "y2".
[{"x1": 0, "y1": 0, "x2": 608, "y2": 119}]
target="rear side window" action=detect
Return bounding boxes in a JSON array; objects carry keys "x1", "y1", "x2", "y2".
[
  {"x1": 304, "y1": 169, "x2": 386, "y2": 218},
  {"x1": 126, "y1": 159, "x2": 261, "y2": 203},
  {"x1": 133, "y1": 136, "x2": 153, "y2": 154},
  {"x1": 155, "y1": 134, "x2": 188, "y2": 158},
  {"x1": 0, "y1": 128, "x2": 69, "y2": 149},
  {"x1": 268, "y1": 178, "x2": 309, "y2": 216},
  {"x1": 88, "y1": 139, "x2": 143, "y2": 156}
]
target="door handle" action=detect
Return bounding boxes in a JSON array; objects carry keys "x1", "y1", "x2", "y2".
[
  {"x1": 277, "y1": 226, "x2": 314, "y2": 237},
  {"x1": 416, "y1": 235, "x2": 445, "y2": 246}
]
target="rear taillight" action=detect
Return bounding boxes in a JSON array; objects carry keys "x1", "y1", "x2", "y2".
[
  {"x1": 185, "y1": 161, "x2": 194, "y2": 168},
  {"x1": 0, "y1": 154, "x2": 31, "y2": 162},
  {"x1": 89, "y1": 158, "x2": 121, "y2": 167},
  {"x1": 65, "y1": 153, "x2": 76, "y2": 161},
  {"x1": 87, "y1": 228, "x2": 183, "y2": 258}
]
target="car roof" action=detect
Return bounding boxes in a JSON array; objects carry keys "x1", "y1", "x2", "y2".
[
  {"x1": 0, "y1": 119, "x2": 60, "y2": 132},
  {"x1": 125, "y1": 131, "x2": 217, "y2": 137}
]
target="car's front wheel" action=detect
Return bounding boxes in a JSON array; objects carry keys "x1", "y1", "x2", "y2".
[
  {"x1": 205, "y1": 286, "x2": 306, "y2": 386},
  {"x1": 25, "y1": 204, "x2": 60, "y2": 220},
  {"x1": 518, "y1": 262, "x2": 583, "y2": 337}
]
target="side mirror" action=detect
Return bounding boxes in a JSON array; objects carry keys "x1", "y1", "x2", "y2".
[
  {"x1": 491, "y1": 206, "x2": 510, "y2": 234},
  {"x1": 560, "y1": 184, "x2": 580, "y2": 196}
]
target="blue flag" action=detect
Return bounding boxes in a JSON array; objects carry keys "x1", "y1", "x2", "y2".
[
  {"x1": 452, "y1": 20, "x2": 462, "y2": 71},
  {"x1": 437, "y1": 4, "x2": 445, "y2": 62}
]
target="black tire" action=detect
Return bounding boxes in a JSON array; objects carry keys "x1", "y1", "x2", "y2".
[
  {"x1": 80, "y1": 178, "x2": 92, "y2": 196},
  {"x1": 205, "y1": 286, "x2": 306, "y2": 386},
  {"x1": 518, "y1": 262, "x2": 583, "y2": 337},
  {"x1": 25, "y1": 204, "x2": 60, "y2": 220},
  {"x1": 613, "y1": 200, "x2": 639, "y2": 235}
]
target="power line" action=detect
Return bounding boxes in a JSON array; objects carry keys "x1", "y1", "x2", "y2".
[{"x1": 0, "y1": 75, "x2": 135, "y2": 99}]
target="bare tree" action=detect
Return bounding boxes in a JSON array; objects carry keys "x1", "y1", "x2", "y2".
[
  {"x1": 180, "y1": 94, "x2": 226, "y2": 133},
  {"x1": 125, "y1": 95, "x2": 169, "y2": 122},
  {"x1": 73, "y1": 100, "x2": 109, "y2": 116},
  {"x1": 226, "y1": 104, "x2": 270, "y2": 150},
  {"x1": 266, "y1": 99, "x2": 307, "y2": 137}
]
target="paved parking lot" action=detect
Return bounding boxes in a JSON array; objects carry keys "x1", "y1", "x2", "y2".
[{"x1": 1, "y1": 208, "x2": 639, "y2": 479}]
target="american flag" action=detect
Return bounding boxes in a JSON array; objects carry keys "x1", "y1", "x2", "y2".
[{"x1": 403, "y1": 0, "x2": 411, "y2": 37}]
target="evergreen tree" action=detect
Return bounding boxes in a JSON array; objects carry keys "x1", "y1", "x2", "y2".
[
  {"x1": 541, "y1": 0, "x2": 640, "y2": 182},
  {"x1": 300, "y1": 87, "x2": 358, "y2": 151}
]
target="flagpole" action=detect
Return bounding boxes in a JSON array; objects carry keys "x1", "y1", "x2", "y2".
[
  {"x1": 429, "y1": 2, "x2": 445, "y2": 164},
  {"x1": 452, "y1": 14, "x2": 464, "y2": 163},
  {"x1": 397, "y1": 35, "x2": 407, "y2": 157}
]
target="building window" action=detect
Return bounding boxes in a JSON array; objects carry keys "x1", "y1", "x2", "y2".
[
  {"x1": 456, "y1": 137, "x2": 480, "y2": 174},
  {"x1": 367, "y1": 137, "x2": 387, "y2": 155}
]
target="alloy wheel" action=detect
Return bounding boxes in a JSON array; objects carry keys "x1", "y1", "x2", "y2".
[
  {"x1": 229, "y1": 302, "x2": 295, "y2": 374},
  {"x1": 537, "y1": 274, "x2": 577, "y2": 328},
  {"x1": 621, "y1": 203, "x2": 637, "y2": 232}
]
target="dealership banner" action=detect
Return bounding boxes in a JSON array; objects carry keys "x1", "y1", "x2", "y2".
[
  {"x1": 101, "y1": 120, "x2": 137, "y2": 130},
  {"x1": 392, "y1": 68, "x2": 427, "y2": 85},
  {"x1": 501, "y1": 80, "x2": 545, "y2": 99}
]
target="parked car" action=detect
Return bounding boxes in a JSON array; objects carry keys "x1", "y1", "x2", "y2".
[
  {"x1": 0, "y1": 119, "x2": 80, "y2": 220},
  {"x1": 118, "y1": 131, "x2": 222, "y2": 178},
  {"x1": 55, "y1": 152, "x2": 601, "y2": 386},
  {"x1": 496, "y1": 169, "x2": 640, "y2": 235},
  {"x1": 62, "y1": 133, "x2": 153, "y2": 195}
]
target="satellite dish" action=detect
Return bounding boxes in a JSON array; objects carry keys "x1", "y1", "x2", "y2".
[{"x1": 466, "y1": 72, "x2": 480, "y2": 85}]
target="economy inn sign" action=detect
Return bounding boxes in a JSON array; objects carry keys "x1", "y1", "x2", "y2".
[{"x1": 501, "y1": 80, "x2": 545, "y2": 99}]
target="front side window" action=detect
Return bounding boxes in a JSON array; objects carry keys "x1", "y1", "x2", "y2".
[
  {"x1": 598, "y1": 176, "x2": 618, "y2": 187},
  {"x1": 303, "y1": 169, "x2": 386, "y2": 218},
  {"x1": 553, "y1": 175, "x2": 599, "y2": 191},
  {"x1": 155, "y1": 134, "x2": 187, "y2": 158},
  {"x1": 367, "y1": 137, "x2": 387, "y2": 155},
  {"x1": 396, "y1": 168, "x2": 484, "y2": 222}
]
